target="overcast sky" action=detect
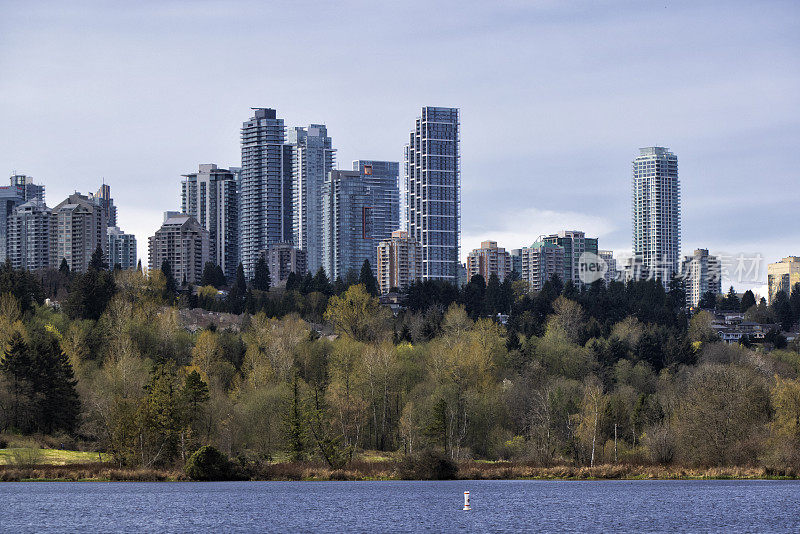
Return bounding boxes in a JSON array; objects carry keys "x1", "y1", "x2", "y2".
[{"x1": 1, "y1": 0, "x2": 797, "y2": 295}]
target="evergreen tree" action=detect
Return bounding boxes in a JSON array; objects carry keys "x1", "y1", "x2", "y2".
[
  {"x1": 462, "y1": 274, "x2": 487, "y2": 319},
  {"x1": 253, "y1": 256, "x2": 271, "y2": 292},
  {"x1": 285, "y1": 373, "x2": 306, "y2": 462},
  {"x1": 64, "y1": 265, "x2": 116, "y2": 321},
  {"x1": 698, "y1": 291, "x2": 717, "y2": 310},
  {"x1": 59, "y1": 258, "x2": 70, "y2": 276},
  {"x1": 790, "y1": 283, "x2": 800, "y2": 326},
  {"x1": 162, "y1": 260, "x2": 177, "y2": 299},
  {"x1": 88, "y1": 244, "x2": 108, "y2": 271},
  {"x1": 299, "y1": 272, "x2": 314, "y2": 295},
  {"x1": 359, "y1": 259, "x2": 379, "y2": 296},
  {"x1": 485, "y1": 273, "x2": 503, "y2": 315},
  {"x1": 722, "y1": 286, "x2": 740, "y2": 311},
  {"x1": 286, "y1": 272, "x2": 299, "y2": 292},
  {"x1": 313, "y1": 267, "x2": 331, "y2": 295},
  {"x1": 29, "y1": 334, "x2": 80, "y2": 434},
  {"x1": 771, "y1": 290, "x2": 795, "y2": 331},
  {"x1": 137, "y1": 259, "x2": 143, "y2": 274},
  {"x1": 214, "y1": 264, "x2": 227, "y2": 288},
  {"x1": 201, "y1": 262, "x2": 219, "y2": 288},
  {"x1": 227, "y1": 263, "x2": 247, "y2": 314},
  {"x1": 740, "y1": 290, "x2": 757, "y2": 312},
  {"x1": 0, "y1": 332, "x2": 33, "y2": 431}
]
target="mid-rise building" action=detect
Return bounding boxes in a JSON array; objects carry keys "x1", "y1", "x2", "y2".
[
  {"x1": 182, "y1": 164, "x2": 239, "y2": 280},
  {"x1": 148, "y1": 212, "x2": 209, "y2": 285},
  {"x1": 632, "y1": 147, "x2": 681, "y2": 286},
  {"x1": 520, "y1": 241, "x2": 565, "y2": 292},
  {"x1": 682, "y1": 248, "x2": 722, "y2": 308},
  {"x1": 321, "y1": 167, "x2": 399, "y2": 281},
  {"x1": 240, "y1": 108, "x2": 288, "y2": 279},
  {"x1": 768, "y1": 256, "x2": 800, "y2": 304},
  {"x1": 7, "y1": 199, "x2": 52, "y2": 271},
  {"x1": 107, "y1": 226, "x2": 138, "y2": 271},
  {"x1": 52, "y1": 193, "x2": 107, "y2": 272},
  {"x1": 264, "y1": 242, "x2": 307, "y2": 285},
  {"x1": 466, "y1": 240, "x2": 512, "y2": 282},
  {"x1": 599, "y1": 250, "x2": 619, "y2": 284},
  {"x1": 376, "y1": 230, "x2": 422, "y2": 294},
  {"x1": 541, "y1": 231, "x2": 598, "y2": 286},
  {"x1": 286, "y1": 125, "x2": 335, "y2": 273},
  {"x1": 405, "y1": 106, "x2": 460, "y2": 283}
]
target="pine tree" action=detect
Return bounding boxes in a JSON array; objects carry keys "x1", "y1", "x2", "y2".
[
  {"x1": 30, "y1": 335, "x2": 80, "y2": 434},
  {"x1": 313, "y1": 267, "x2": 331, "y2": 295},
  {"x1": 59, "y1": 258, "x2": 70, "y2": 276},
  {"x1": 88, "y1": 244, "x2": 108, "y2": 271},
  {"x1": 740, "y1": 290, "x2": 757, "y2": 312},
  {"x1": 359, "y1": 259, "x2": 379, "y2": 296},
  {"x1": 162, "y1": 260, "x2": 176, "y2": 300},
  {"x1": 286, "y1": 272, "x2": 299, "y2": 291},
  {"x1": 0, "y1": 332, "x2": 33, "y2": 431},
  {"x1": 253, "y1": 256, "x2": 271, "y2": 292},
  {"x1": 227, "y1": 263, "x2": 247, "y2": 314}
]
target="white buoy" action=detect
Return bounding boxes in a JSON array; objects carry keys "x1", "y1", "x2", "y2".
[{"x1": 463, "y1": 491, "x2": 471, "y2": 511}]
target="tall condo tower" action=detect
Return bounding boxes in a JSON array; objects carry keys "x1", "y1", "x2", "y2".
[
  {"x1": 286, "y1": 125, "x2": 335, "y2": 273},
  {"x1": 240, "y1": 108, "x2": 287, "y2": 278},
  {"x1": 632, "y1": 147, "x2": 681, "y2": 285},
  {"x1": 182, "y1": 164, "x2": 239, "y2": 280},
  {"x1": 405, "y1": 107, "x2": 460, "y2": 282}
]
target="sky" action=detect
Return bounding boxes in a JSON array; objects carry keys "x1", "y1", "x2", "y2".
[{"x1": 1, "y1": 0, "x2": 798, "y2": 296}]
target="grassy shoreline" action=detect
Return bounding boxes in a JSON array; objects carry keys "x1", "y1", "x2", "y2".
[{"x1": 1, "y1": 461, "x2": 796, "y2": 482}]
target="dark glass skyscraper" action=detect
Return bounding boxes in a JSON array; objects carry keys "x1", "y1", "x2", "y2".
[{"x1": 405, "y1": 107, "x2": 460, "y2": 282}]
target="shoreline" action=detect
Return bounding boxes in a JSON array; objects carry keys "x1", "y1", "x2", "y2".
[{"x1": 1, "y1": 462, "x2": 796, "y2": 482}]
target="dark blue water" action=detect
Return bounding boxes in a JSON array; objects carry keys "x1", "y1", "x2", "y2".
[{"x1": 1, "y1": 480, "x2": 799, "y2": 532}]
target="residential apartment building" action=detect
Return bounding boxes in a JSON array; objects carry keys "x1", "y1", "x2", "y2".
[
  {"x1": 353, "y1": 159, "x2": 400, "y2": 247},
  {"x1": 148, "y1": 212, "x2": 209, "y2": 285},
  {"x1": 107, "y1": 226, "x2": 137, "y2": 270},
  {"x1": 405, "y1": 106, "x2": 460, "y2": 283},
  {"x1": 520, "y1": 241, "x2": 565, "y2": 292},
  {"x1": 768, "y1": 256, "x2": 800, "y2": 304},
  {"x1": 599, "y1": 250, "x2": 619, "y2": 284},
  {"x1": 89, "y1": 184, "x2": 116, "y2": 227},
  {"x1": 52, "y1": 193, "x2": 107, "y2": 272},
  {"x1": 321, "y1": 166, "x2": 399, "y2": 281},
  {"x1": 240, "y1": 108, "x2": 288, "y2": 278},
  {"x1": 181, "y1": 164, "x2": 239, "y2": 280},
  {"x1": 264, "y1": 242, "x2": 307, "y2": 285},
  {"x1": 466, "y1": 240, "x2": 512, "y2": 282},
  {"x1": 7, "y1": 199, "x2": 52, "y2": 271},
  {"x1": 681, "y1": 248, "x2": 722, "y2": 308},
  {"x1": 632, "y1": 147, "x2": 681, "y2": 286},
  {"x1": 286, "y1": 125, "x2": 335, "y2": 273},
  {"x1": 541, "y1": 230, "x2": 598, "y2": 286},
  {"x1": 376, "y1": 230, "x2": 422, "y2": 294},
  {"x1": 1, "y1": 175, "x2": 45, "y2": 263}
]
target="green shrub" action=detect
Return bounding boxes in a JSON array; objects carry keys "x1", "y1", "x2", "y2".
[
  {"x1": 185, "y1": 445, "x2": 235, "y2": 481},
  {"x1": 399, "y1": 449, "x2": 458, "y2": 480}
]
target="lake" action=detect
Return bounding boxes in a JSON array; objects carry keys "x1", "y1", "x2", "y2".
[{"x1": 2, "y1": 480, "x2": 799, "y2": 532}]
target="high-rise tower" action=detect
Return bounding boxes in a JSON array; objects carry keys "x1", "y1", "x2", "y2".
[
  {"x1": 182, "y1": 164, "x2": 239, "y2": 280},
  {"x1": 240, "y1": 108, "x2": 287, "y2": 278},
  {"x1": 632, "y1": 147, "x2": 681, "y2": 285},
  {"x1": 286, "y1": 125, "x2": 335, "y2": 273},
  {"x1": 405, "y1": 107, "x2": 460, "y2": 282}
]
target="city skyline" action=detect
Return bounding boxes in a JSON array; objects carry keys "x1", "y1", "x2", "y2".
[{"x1": 2, "y1": 1, "x2": 797, "y2": 295}]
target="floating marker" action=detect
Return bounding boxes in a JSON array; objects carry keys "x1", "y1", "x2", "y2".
[{"x1": 463, "y1": 491, "x2": 471, "y2": 511}]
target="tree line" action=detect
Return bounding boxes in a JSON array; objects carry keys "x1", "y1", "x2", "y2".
[{"x1": 1, "y1": 253, "x2": 800, "y2": 472}]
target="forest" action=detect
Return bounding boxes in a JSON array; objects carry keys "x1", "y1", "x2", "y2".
[{"x1": 2, "y1": 246, "x2": 800, "y2": 477}]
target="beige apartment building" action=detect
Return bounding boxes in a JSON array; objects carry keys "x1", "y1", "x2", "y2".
[{"x1": 376, "y1": 230, "x2": 422, "y2": 294}]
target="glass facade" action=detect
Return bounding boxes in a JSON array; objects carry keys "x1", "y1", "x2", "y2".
[{"x1": 405, "y1": 107, "x2": 460, "y2": 282}]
